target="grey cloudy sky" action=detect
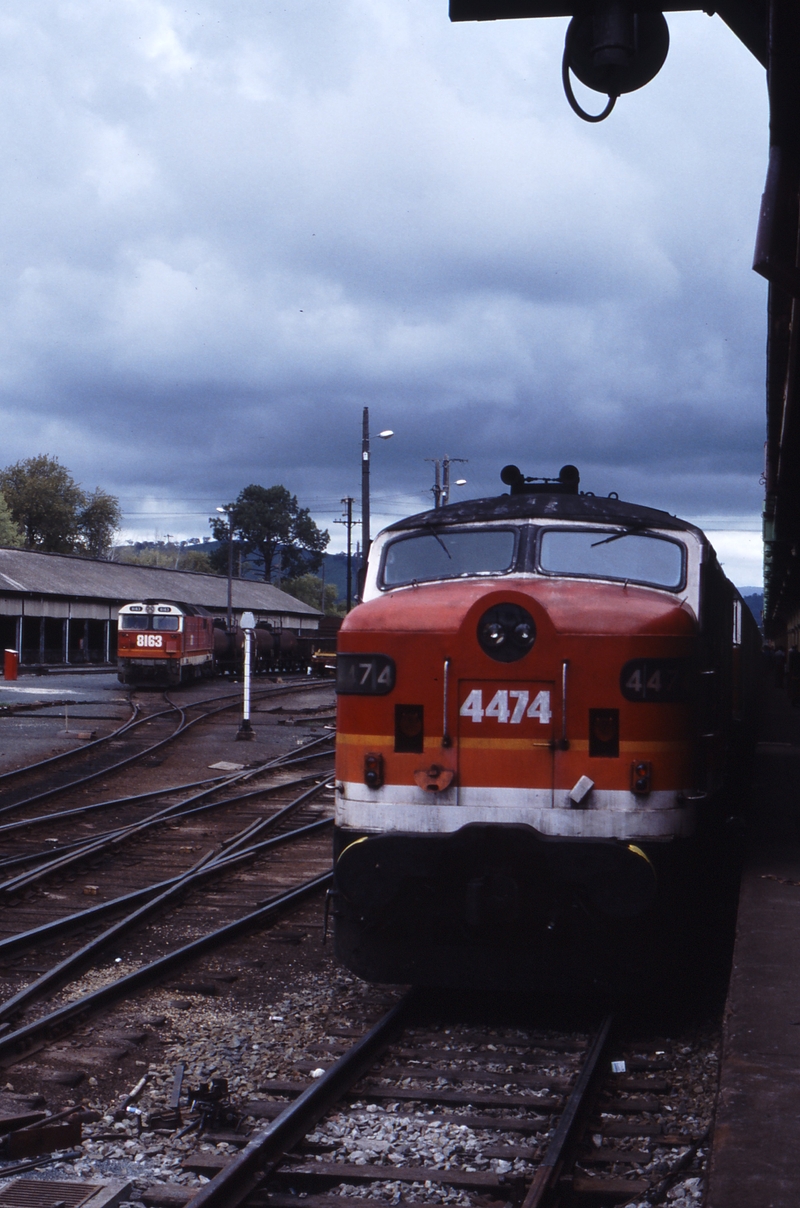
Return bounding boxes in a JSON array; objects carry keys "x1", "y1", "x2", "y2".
[{"x1": 0, "y1": 2, "x2": 768, "y2": 583}]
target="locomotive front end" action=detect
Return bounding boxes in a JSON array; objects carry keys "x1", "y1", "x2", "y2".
[
  {"x1": 117, "y1": 602, "x2": 214, "y2": 685},
  {"x1": 332, "y1": 480, "x2": 750, "y2": 991}
]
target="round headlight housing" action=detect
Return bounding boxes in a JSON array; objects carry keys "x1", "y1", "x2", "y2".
[{"x1": 477, "y1": 604, "x2": 536, "y2": 662}]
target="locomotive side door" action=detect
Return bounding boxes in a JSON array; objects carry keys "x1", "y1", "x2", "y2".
[{"x1": 457, "y1": 680, "x2": 555, "y2": 808}]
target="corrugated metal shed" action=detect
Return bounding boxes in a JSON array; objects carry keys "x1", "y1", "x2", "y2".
[
  {"x1": 0, "y1": 547, "x2": 319, "y2": 621},
  {"x1": 0, "y1": 547, "x2": 320, "y2": 666}
]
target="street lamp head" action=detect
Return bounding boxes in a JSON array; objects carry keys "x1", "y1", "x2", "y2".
[
  {"x1": 455, "y1": 479, "x2": 467, "y2": 486},
  {"x1": 216, "y1": 506, "x2": 227, "y2": 514},
  {"x1": 378, "y1": 430, "x2": 394, "y2": 439}
]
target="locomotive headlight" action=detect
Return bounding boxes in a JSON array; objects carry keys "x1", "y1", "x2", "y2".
[{"x1": 478, "y1": 604, "x2": 536, "y2": 663}]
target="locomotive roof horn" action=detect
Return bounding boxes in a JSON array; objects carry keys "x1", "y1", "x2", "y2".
[{"x1": 501, "y1": 464, "x2": 581, "y2": 495}]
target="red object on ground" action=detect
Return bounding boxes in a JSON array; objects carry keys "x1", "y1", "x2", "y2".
[{"x1": 3, "y1": 648, "x2": 18, "y2": 680}]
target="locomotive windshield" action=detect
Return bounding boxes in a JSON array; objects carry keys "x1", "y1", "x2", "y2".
[
  {"x1": 538, "y1": 528, "x2": 684, "y2": 589},
  {"x1": 120, "y1": 614, "x2": 181, "y2": 631},
  {"x1": 381, "y1": 527, "x2": 517, "y2": 588}
]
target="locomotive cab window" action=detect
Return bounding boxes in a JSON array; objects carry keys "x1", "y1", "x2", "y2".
[
  {"x1": 380, "y1": 527, "x2": 518, "y2": 588},
  {"x1": 538, "y1": 528, "x2": 685, "y2": 590},
  {"x1": 120, "y1": 614, "x2": 181, "y2": 631}
]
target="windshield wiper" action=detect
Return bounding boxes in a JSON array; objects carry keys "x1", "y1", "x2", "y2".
[
  {"x1": 591, "y1": 522, "x2": 649, "y2": 548},
  {"x1": 425, "y1": 522, "x2": 452, "y2": 559}
]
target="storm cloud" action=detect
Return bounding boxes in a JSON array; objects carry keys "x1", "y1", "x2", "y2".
[{"x1": 0, "y1": 2, "x2": 768, "y2": 583}]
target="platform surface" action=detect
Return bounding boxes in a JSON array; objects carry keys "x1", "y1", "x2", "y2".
[{"x1": 707, "y1": 683, "x2": 800, "y2": 1207}]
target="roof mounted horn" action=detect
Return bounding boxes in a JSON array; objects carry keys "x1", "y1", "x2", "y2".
[{"x1": 501, "y1": 464, "x2": 581, "y2": 496}]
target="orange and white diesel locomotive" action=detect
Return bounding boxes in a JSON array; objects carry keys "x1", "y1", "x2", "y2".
[
  {"x1": 332, "y1": 465, "x2": 759, "y2": 989},
  {"x1": 117, "y1": 601, "x2": 215, "y2": 685}
]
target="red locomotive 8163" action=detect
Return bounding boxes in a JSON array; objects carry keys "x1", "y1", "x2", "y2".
[
  {"x1": 331, "y1": 466, "x2": 759, "y2": 992},
  {"x1": 117, "y1": 601, "x2": 215, "y2": 686}
]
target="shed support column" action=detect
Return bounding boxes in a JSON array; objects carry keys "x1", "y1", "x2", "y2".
[
  {"x1": 15, "y1": 617, "x2": 21, "y2": 659},
  {"x1": 38, "y1": 619, "x2": 45, "y2": 664},
  {"x1": 64, "y1": 617, "x2": 70, "y2": 665},
  {"x1": 104, "y1": 620, "x2": 110, "y2": 664}
]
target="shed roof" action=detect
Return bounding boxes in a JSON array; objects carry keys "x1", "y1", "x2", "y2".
[{"x1": 0, "y1": 547, "x2": 320, "y2": 618}]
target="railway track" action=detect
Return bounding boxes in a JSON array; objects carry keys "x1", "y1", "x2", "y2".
[
  {"x1": 0, "y1": 676, "x2": 336, "y2": 1057},
  {"x1": 0, "y1": 679, "x2": 335, "y2": 936},
  {"x1": 0, "y1": 730, "x2": 334, "y2": 897},
  {"x1": 0, "y1": 971, "x2": 717, "y2": 1208},
  {"x1": 0, "y1": 771, "x2": 336, "y2": 1011},
  {"x1": 173, "y1": 1000, "x2": 711, "y2": 1208},
  {"x1": 0, "y1": 793, "x2": 336, "y2": 1195},
  {"x1": 0, "y1": 676, "x2": 333, "y2": 815},
  {"x1": 0, "y1": 907, "x2": 718, "y2": 1208}
]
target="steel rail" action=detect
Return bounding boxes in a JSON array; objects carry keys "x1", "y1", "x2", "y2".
[
  {"x1": 520, "y1": 1013, "x2": 614, "y2": 1208},
  {"x1": 0, "y1": 810, "x2": 333, "y2": 1026},
  {"x1": 0, "y1": 774, "x2": 333, "y2": 959},
  {"x1": 0, "y1": 772, "x2": 236, "y2": 840},
  {"x1": 0, "y1": 697, "x2": 189, "y2": 818},
  {"x1": 0, "y1": 754, "x2": 332, "y2": 875},
  {"x1": 0, "y1": 727, "x2": 333, "y2": 843},
  {"x1": 0, "y1": 773, "x2": 334, "y2": 898},
  {"x1": 0, "y1": 735, "x2": 335, "y2": 896},
  {"x1": 216, "y1": 777, "x2": 334, "y2": 858},
  {"x1": 0, "y1": 700, "x2": 142, "y2": 786},
  {"x1": 263, "y1": 745, "x2": 335, "y2": 770},
  {"x1": 0, "y1": 871, "x2": 332, "y2": 1065},
  {"x1": 187, "y1": 991, "x2": 417, "y2": 1208},
  {"x1": 0, "y1": 673, "x2": 322, "y2": 787},
  {"x1": 0, "y1": 678, "x2": 332, "y2": 815},
  {"x1": 0, "y1": 724, "x2": 335, "y2": 889}
]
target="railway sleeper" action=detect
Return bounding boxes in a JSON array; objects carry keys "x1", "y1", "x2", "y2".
[
  {"x1": 183, "y1": 1152, "x2": 519, "y2": 1194},
  {"x1": 294, "y1": 1059, "x2": 573, "y2": 1089},
  {"x1": 255, "y1": 1079, "x2": 563, "y2": 1111},
  {"x1": 247, "y1": 1198, "x2": 510, "y2": 1208},
  {"x1": 564, "y1": 1172, "x2": 651, "y2": 1199}
]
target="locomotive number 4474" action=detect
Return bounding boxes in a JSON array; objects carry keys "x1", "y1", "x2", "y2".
[{"x1": 459, "y1": 687, "x2": 552, "y2": 725}]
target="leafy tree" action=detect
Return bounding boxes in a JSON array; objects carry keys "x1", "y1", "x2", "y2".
[
  {"x1": 0, "y1": 456, "x2": 121, "y2": 555},
  {"x1": 173, "y1": 547, "x2": 215, "y2": 573},
  {"x1": 281, "y1": 573, "x2": 344, "y2": 616},
  {"x1": 210, "y1": 485, "x2": 329, "y2": 583},
  {"x1": 79, "y1": 489, "x2": 122, "y2": 557},
  {"x1": 0, "y1": 491, "x2": 23, "y2": 547},
  {"x1": 0, "y1": 456, "x2": 85, "y2": 552}
]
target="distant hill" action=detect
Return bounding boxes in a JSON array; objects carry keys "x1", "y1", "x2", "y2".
[{"x1": 741, "y1": 590, "x2": 763, "y2": 631}]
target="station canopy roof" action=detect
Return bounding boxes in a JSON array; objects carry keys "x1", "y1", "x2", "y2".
[{"x1": 0, "y1": 547, "x2": 320, "y2": 618}]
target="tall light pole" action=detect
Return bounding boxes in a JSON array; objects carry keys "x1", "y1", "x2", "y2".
[
  {"x1": 360, "y1": 406, "x2": 393, "y2": 557},
  {"x1": 216, "y1": 506, "x2": 235, "y2": 631},
  {"x1": 426, "y1": 458, "x2": 444, "y2": 508},
  {"x1": 442, "y1": 456, "x2": 468, "y2": 507},
  {"x1": 336, "y1": 497, "x2": 357, "y2": 612},
  {"x1": 426, "y1": 456, "x2": 468, "y2": 508},
  {"x1": 361, "y1": 408, "x2": 370, "y2": 555}
]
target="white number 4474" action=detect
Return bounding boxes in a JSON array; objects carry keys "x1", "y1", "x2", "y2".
[{"x1": 459, "y1": 688, "x2": 551, "y2": 725}]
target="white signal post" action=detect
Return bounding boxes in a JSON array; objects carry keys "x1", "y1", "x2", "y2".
[{"x1": 237, "y1": 610, "x2": 256, "y2": 741}]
